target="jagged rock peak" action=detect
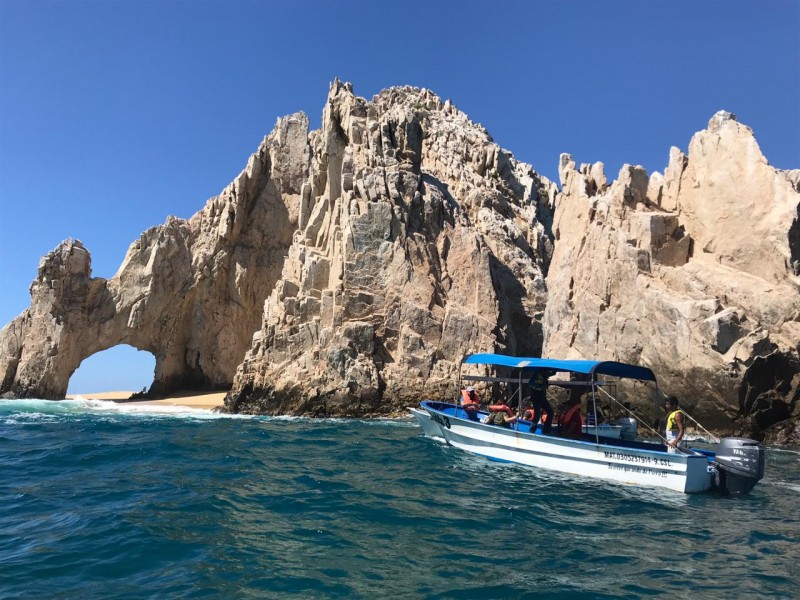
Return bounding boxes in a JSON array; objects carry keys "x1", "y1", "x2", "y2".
[
  {"x1": 227, "y1": 81, "x2": 557, "y2": 415},
  {"x1": 708, "y1": 109, "x2": 737, "y2": 131},
  {"x1": 4, "y1": 81, "x2": 797, "y2": 444}
]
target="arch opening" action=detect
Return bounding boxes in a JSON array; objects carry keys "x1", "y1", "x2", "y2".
[{"x1": 67, "y1": 344, "x2": 156, "y2": 396}]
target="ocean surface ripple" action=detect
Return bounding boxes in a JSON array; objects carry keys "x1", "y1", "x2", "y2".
[{"x1": 1, "y1": 399, "x2": 798, "y2": 599}]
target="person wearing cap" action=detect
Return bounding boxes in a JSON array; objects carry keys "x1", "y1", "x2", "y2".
[
  {"x1": 664, "y1": 396, "x2": 686, "y2": 453},
  {"x1": 460, "y1": 386, "x2": 481, "y2": 421}
]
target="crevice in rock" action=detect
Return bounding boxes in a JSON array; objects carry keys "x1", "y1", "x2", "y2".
[
  {"x1": 789, "y1": 203, "x2": 800, "y2": 276},
  {"x1": 739, "y1": 352, "x2": 798, "y2": 431}
]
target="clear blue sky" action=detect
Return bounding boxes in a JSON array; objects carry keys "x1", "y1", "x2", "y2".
[{"x1": 1, "y1": 0, "x2": 798, "y2": 394}]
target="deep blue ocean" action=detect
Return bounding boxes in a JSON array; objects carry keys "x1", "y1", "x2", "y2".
[{"x1": 1, "y1": 399, "x2": 798, "y2": 599}]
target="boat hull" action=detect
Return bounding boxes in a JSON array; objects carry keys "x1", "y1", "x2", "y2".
[
  {"x1": 420, "y1": 401, "x2": 713, "y2": 494},
  {"x1": 408, "y1": 407, "x2": 445, "y2": 439}
]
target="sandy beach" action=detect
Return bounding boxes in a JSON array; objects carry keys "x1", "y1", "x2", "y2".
[{"x1": 67, "y1": 390, "x2": 227, "y2": 410}]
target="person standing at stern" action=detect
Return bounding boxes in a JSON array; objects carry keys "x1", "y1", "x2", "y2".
[
  {"x1": 528, "y1": 368, "x2": 554, "y2": 434},
  {"x1": 664, "y1": 396, "x2": 686, "y2": 453}
]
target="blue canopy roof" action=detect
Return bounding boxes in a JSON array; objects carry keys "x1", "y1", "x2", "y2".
[{"x1": 463, "y1": 353, "x2": 657, "y2": 382}]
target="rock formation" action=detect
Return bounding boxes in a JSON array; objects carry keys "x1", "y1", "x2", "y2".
[
  {"x1": 545, "y1": 111, "x2": 800, "y2": 442},
  {"x1": 0, "y1": 113, "x2": 307, "y2": 398},
  {"x1": 227, "y1": 82, "x2": 556, "y2": 415},
  {"x1": 1, "y1": 83, "x2": 798, "y2": 443},
  {"x1": 0, "y1": 82, "x2": 556, "y2": 408}
]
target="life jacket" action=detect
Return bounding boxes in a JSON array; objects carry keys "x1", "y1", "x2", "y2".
[
  {"x1": 488, "y1": 403, "x2": 513, "y2": 417},
  {"x1": 559, "y1": 403, "x2": 583, "y2": 437},
  {"x1": 487, "y1": 411, "x2": 511, "y2": 427},
  {"x1": 561, "y1": 403, "x2": 582, "y2": 424},
  {"x1": 461, "y1": 390, "x2": 480, "y2": 409},
  {"x1": 524, "y1": 408, "x2": 549, "y2": 422},
  {"x1": 666, "y1": 409, "x2": 685, "y2": 432}
]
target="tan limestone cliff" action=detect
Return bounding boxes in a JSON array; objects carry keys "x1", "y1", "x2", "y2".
[
  {"x1": 227, "y1": 82, "x2": 556, "y2": 415},
  {"x1": 0, "y1": 83, "x2": 555, "y2": 408},
  {"x1": 545, "y1": 111, "x2": 800, "y2": 441}
]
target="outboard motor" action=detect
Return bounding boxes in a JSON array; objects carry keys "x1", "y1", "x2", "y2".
[
  {"x1": 712, "y1": 437, "x2": 766, "y2": 495},
  {"x1": 616, "y1": 417, "x2": 638, "y2": 440}
]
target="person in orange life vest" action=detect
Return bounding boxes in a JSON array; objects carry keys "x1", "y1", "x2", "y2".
[
  {"x1": 528, "y1": 369, "x2": 554, "y2": 434},
  {"x1": 557, "y1": 394, "x2": 583, "y2": 439},
  {"x1": 663, "y1": 396, "x2": 686, "y2": 453},
  {"x1": 488, "y1": 401, "x2": 514, "y2": 417},
  {"x1": 460, "y1": 386, "x2": 481, "y2": 421},
  {"x1": 483, "y1": 401, "x2": 517, "y2": 428},
  {"x1": 522, "y1": 396, "x2": 549, "y2": 426}
]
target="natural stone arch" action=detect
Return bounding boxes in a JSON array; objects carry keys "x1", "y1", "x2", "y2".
[{"x1": 0, "y1": 113, "x2": 309, "y2": 399}]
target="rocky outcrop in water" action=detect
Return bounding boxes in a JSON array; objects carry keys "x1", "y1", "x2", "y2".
[
  {"x1": 1, "y1": 84, "x2": 798, "y2": 443},
  {"x1": 0, "y1": 83, "x2": 556, "y2": 406},
  {"x1": 544, "y1": 111, "x2": 800, "y2": 440},
  {"x1": 228, "y1": 82, "x2": 556, "y2": 415},
  {"x1": 0, "y1": 114, "x2": 306, "y2": 398}
]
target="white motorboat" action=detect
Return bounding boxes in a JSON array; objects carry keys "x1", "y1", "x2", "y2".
[{"x1": 411, "y1": 354, "x2": 765, "y2": 495}]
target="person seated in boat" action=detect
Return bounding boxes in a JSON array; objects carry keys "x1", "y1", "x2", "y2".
[
  {"x1": 483, "y1": 402, "x2": 517, "y2": 428},
  {"x1": 585, "y1": 399, "x2": 605, "y2": 427},
  {"x1": 527, "y1": 369, "x2": 554, "y2": 434},
  {"x1": 663, "y1": 396, "x2": 686, "y2": 453},
  {"x1": 522, "y1": 396, "x2": 534, "y2": 420},
  {"x1": 586, "y1": 401, "x2": 606, "y2": 427},
  {"x1": 556, "y1": 395, "x2": 583, "y2": 439},
  {"x1": 521, "y1": 396, "x2": 548, "y2": 433},
  {"x1": 460, "y1": 386, "x2": 482, "y2": 421}
]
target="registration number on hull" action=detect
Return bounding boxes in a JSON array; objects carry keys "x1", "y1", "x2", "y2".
[
  {"x1": 431, "y1": 413, "x2": 451, "y2": 429},
  {"x1": 604, "y1": 451, "x2": 672, "y2": 467}
]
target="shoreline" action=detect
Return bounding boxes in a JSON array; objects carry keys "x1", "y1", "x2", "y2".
[{"x1": 67, "y1": 390, "x2": 226, "y2": 410}]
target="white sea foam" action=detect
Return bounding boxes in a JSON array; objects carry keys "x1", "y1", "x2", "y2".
[
  {"x1": 0, "y1": 397, "x2": 255, "y2": 421},
  {"x1": 0, "y1": 398, "x2": 424, "y2": 424},
  {"x1": 359, "y1": 416, "x2": 420, "y2": 428},
  {"x1": 262, "y1": 415, "x2": 409, "y2": 425}
]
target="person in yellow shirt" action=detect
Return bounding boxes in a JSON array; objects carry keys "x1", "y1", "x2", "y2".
[{"x1": 664, "y1": 396, "x2": 686, "y2": 453}]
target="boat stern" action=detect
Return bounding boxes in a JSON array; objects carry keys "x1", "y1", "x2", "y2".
[{"x1": 711, "y1": 437, "x2": 766, "y2": 495}]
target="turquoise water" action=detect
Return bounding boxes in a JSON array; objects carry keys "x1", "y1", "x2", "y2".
[{"x1": 1, "y1": 399, "x2": 798, "y2": 599}]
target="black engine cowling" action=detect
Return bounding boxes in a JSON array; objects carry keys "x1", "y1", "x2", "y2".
[{"x1": 712, "y1": 437, "x2": 766, "y2": 495}]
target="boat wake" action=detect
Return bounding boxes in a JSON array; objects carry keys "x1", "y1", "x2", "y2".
[
  {"x1": 765, "y1": 479, "x2": 800, "y2": 494},
  {"x1": 769, "y1": 447, "x2": 800, "y2": 456}
]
